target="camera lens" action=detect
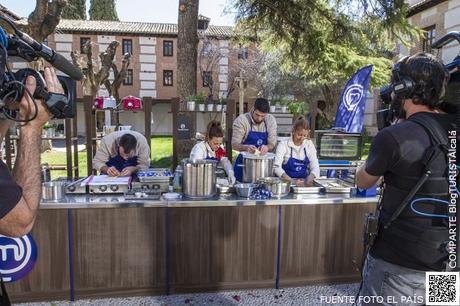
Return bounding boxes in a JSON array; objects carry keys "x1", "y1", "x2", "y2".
[{"x1": 379, "y1": 84, "x2": 393, "y2": 105}]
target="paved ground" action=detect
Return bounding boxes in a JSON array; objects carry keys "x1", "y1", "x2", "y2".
[
  {"x1": 51, "y1": 137, "x2": 86, "y2": 152},
  {"x1": 16, "y1": 283, "x2": 360, "y2": 305}
]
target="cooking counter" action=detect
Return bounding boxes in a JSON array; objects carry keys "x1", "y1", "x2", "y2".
[
  {"x1": 7, "y1": 193, "x2": 378, "y2": 303},
  {"x1": 40, "y1": 193, "x2": 378, "y2": 209}
]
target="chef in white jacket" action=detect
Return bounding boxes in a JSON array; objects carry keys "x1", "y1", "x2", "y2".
[
  {"x1": 274, "y1": 116, "x2": 320, "y2": 186},
  {"x1": 190, "y1": 120, "x2": 236, "y2": 185}
]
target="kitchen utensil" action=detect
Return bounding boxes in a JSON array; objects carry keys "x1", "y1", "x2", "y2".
[
  {"x1": 239, "y1": 152, "x2": 275, "y2": 183},
  {"x1": 257, "y1": 177, "x2": 291, "y2": 198},
  {"x1": 313, "y1": 178, "x2": 354, "y2": 193},
  {"x1": 291, "y1": 186, "x2": 323, "y2": 194},
  {"x1": 235, "y1": 183, "x2": 257, "y2": 198},
  {"x1": 182, "y1": 159, "x2": 218, "y2": 199},
  {"x1": 42, "y1": 181, "x2": 66, "y2": 202}
]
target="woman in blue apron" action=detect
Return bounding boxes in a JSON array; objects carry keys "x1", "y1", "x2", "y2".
[
  {"x1": 282, "y1": 147, "x2": 310, "y2": 179},
  {"x1": 189, "y1": 120, "x2": 236, "y2": 184},
  {"x1": 274, "y1": 116, "x2": 320, "y2": 186},
  {"x1": 233, "y1": 117, "x2": 269, "y2": 182}
]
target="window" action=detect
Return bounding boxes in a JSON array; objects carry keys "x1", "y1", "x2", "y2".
[
  {"x1": 43, "y1": 38, "x2": 48, "y2": 46},
  {"x1": 123, "y1": 69, "x2": 133, "y2": 86},
  {"x1": 238, "y1": 47, "x2": 249, "y2": 60},
  {"x1": 163, "y1": 40, "x2": 173, "y2": 56},
  {"x1": 203, "y1": 71, "x2": 212, "y2": 87},
  {"x1": 122, "y1": 39, "x2": 133, "y2": 55},
  {"x1": 202, "y1": 41, "x2": 212, "y2": 54},
  {"x1": 163, "y1": 70, "x2": 173, "y2": 86},
  {"x1": 422, "y1": 26, "x2": 436, "y2": 53},
  {"x1": 80, "y1": 37, "x2": 90, "y2": 54}
]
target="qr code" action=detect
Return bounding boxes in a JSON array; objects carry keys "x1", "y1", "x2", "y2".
[{"x1": 426, "y1": 272, "x2": 460, "y2": 305}]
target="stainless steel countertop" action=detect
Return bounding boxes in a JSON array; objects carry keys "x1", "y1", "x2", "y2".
[{"x1": 40, "y1": 193, "x2": 379, "y2": 209}]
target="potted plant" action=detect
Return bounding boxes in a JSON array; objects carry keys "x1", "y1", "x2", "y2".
[
  {"x1": 186, "y1": 95, "x2": 196, "y2": 111},
  {"x1": 216, "y1": 97, "x2": 225, "y2": 112},
  {"x1": 43, "y1": 123, "x2": 56, "y2": 137},
  {"x1": 288, "y1": 101, "x2": 308, "y2": 119},
  {"x1": 206, "y1": 96, "x2": 214, "y2": 111},
  {"x1": 196, "y1": 91, "x2": 206, "y2": 111},
  {"x1": 278, "y1": 99, "x2": 287, "y2": 113},
  {"x1": 269, "y1": 100, "x2": 277, "y2": 113}
]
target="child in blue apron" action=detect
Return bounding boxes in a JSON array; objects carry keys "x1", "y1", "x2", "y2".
[
  {"x1": 274, "y1": 116, "x2": 320, "y2": 186},
  {"x1": 190, "y1": 120, "x2": 236, "y2": 184}
]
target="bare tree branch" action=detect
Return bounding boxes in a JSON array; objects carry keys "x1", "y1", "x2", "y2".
[{"x1": 27, "y1": 0, "x2": 67, "y2": 41}]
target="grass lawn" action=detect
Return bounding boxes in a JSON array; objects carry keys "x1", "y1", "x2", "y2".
[
  {"x1": 150, "y1": 136, "x2": 173, "y2": 168},
  {"x1": 43, "y1": 136, "x2": 173, "y2": 179}
]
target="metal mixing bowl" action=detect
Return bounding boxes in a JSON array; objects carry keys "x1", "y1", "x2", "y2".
[
  {"x1": 257, "y1": 177, "x2": 291, "y2": 198},
  {"x1": 235, "y1": 183, "x2": 257, "y2": 198}
]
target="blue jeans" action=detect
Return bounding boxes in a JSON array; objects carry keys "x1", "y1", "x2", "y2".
[{"x1": 359, "y1": 254, "x2": 426, "y2": 306}]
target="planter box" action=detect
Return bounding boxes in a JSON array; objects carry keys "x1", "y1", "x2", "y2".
[{"x1": 187, "y1": 101, "x2": 196, "y2": 111}]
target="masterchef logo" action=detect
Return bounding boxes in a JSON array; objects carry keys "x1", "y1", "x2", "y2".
[
  {"x1": 343, "y1": 84, "x2": 364, "y2": 111},
  {"x1": 0, "y1": 234, "x2": 37, "y2": 282}
]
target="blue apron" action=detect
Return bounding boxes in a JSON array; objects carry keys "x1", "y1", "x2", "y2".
[
  {"x1": 234, "y1": 120, "x2": 269, "y2": 182},
  {"x1": 282, "y1": 147, "x2": 310, "y2": 179},
  {"x1": 205, "y1": 152, "x2": 217, "y2": 161},
  {"x1": 106, "y1": 149, "x2": 139, "y2": 172}
]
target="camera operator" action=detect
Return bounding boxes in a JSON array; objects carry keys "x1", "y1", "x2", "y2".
[
  {"x1": 0, "y1": 67, "x2": 63, "y2": 237},
  {"x1": 356, "y1": 52, "x2": 455, "y2": 305}
]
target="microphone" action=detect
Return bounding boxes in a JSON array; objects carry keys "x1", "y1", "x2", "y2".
[{"x1": 15, "y1": 31, "x2": 83, "y2": 81}]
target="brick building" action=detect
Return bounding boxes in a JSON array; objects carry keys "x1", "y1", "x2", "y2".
[
  {"x1": 404, "y1": 0, "x2": 460, "y2": 62},
  {"x1": 365, "y1": 0, "x2": 460, "y2": 136},
  {"x1": 2, "y1": 8, "x2": 258, "y2": 136}
]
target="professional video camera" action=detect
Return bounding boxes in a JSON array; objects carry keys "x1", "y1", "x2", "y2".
[
  {"x1": 377, "y1": 31, "x2": 460, "y2": 130},
  {"x1": 0, "y1": 15, "x2": 83, "y2": 121}
]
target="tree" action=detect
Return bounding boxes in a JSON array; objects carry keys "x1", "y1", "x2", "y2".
[
  {"x1": 226, "y1": 45, "x2": 266, "y2": 99},
  {"x1": 230, "y1": 0, "x2": 422, "y2": 108},
  {"x1": 89, "y1": 0, "x2": 119, "y2": 21},
  {"x1": 0, "y1": 0, "x2": 67, "y2": 42},
  {"x1": 197, "y1": 38, "x2": 270, "y2": 101},
  {"x1": 177, "y1": 0, "x2": 199, "y2": 99},
  {"x1": 62, "y1": 0, "x2": 86, "y2": 20},
  {"x1": 71, "y1": 40, "x2": 131, "y2": 101},
  {"x1": 198, "y1": 37, "x2": 219, "y2": 97}
]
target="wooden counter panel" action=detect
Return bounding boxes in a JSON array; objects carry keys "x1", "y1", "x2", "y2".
[
  {"x1": 169, "y1": 206, "x2": 278, "y2": 292},
  {"x1": 279, "y1": 203, "x2": 375, "y2": 286},
  {"x1": 7, "y1": 210, "x2": 70, "y2": 302},
  {"x1": 72, "y1": 208, "x2": 166, "y2": 297}
]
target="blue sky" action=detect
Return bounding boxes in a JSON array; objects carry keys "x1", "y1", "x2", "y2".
[{"x1": 0, "y1": 0, "x2": 236, "y2": 26}]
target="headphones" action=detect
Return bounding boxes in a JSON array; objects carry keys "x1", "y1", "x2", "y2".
[{"x1": 391, "y1": 55, "x2": 448, "y2": 107}]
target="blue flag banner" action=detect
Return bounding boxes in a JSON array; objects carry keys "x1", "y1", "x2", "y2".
[{"x1": 334, "y1": 65, "x2": 373, "y2": 133}]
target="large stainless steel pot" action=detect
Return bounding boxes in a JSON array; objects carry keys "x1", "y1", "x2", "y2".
[
  {"x1": 239, "y1": 152, "x2": 275, "y2": 183},
  {"x1": 182, "y1": 159, "x2": 218, "y2": 199}
]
